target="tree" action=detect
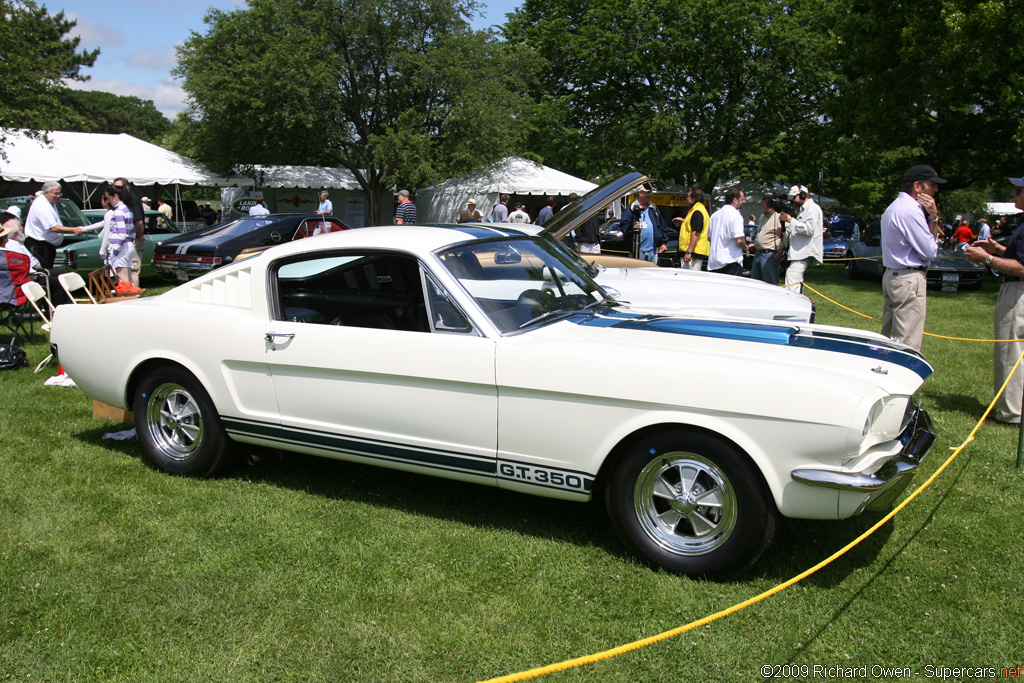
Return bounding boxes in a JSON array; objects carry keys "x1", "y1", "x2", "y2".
[
  {"x1": 59, "y1": 90, "x2": 172, "y2": 143},
  {"x1": 0, "y1": 0, "x2": 98, "y2": 153},
  {"x1": 174, "y1": 0, "x2": 541, "y2": 224},
  {"x1": 818, "y1": 0, "x2": 1024, "y2": 212},
  {"x1": 504, "y1": 0, "x2": 834, "y2": 193}
]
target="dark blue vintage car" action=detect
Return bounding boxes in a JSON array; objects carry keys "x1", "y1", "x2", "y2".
[{"x1": 152, "y1": 214, "x2": 350, "y2": 282}]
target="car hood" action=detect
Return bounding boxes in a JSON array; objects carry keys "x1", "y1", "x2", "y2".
[
  {"x1": 932, "y1": 249, "x2": 986, "y2": 270},
  {"x1": 540, "y1": 172, "x2": 651, "y2": 241},
  {"x1": 524, "y1": 309, "x2": 931, "y2": 393},
  {"x1": 594, "y1": 266, "x2": 814, "y2": 321}
]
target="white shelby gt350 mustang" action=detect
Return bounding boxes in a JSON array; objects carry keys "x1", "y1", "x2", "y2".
[{"x1": 50, "y1": 224, "x2": 936, "y2": 577}]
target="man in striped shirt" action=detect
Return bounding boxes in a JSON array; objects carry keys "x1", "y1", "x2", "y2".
[{"x1": 395, "y1": 190, "x2": 417, "y2": 225}]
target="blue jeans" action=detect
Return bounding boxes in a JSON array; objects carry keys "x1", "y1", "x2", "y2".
[
  {"x1": 640, "y1": 250, "x2": 657, "y2": 263},
  {"x1": 750, "y1": 251, "x2": 781, "y2": 285}
]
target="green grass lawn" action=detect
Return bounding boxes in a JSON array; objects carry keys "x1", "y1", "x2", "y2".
[{"x1": 2, "y1": 266, "x2": 1022, "y2": 682}]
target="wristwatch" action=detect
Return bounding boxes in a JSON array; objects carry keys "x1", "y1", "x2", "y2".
[{"x1": 985, "y1": 255, "x2": 994, "y2": 266}]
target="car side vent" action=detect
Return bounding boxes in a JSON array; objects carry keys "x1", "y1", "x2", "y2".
[{"x1": 186, "y1": 267, "x2": 254, "y2": 309}]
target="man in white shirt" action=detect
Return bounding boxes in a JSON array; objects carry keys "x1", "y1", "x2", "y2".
[
  {"x1": 778, "y1": 184, "x2": 823, "y2": 293},
  {"x1": 249, "y1": 197, "x2": 270, "y2": 216},
  {"x1": 707, "y1": 186, "x2": 747, "y2": 276},
  {"x1": 23, "y1": 182, "x2": 84, "y2": 269}
]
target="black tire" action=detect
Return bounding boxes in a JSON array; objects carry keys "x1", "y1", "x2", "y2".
[
  {"x1": 606, "y1": 429, "x2": 776, "y2": 578},
  {"x1": 845, "y1": 253, "x2": 861, "y2": 280},
  {"x1": 133, "y1": 363, "x2": 232, "y2": 477}
]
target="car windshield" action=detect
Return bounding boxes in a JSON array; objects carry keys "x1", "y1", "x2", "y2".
[
  {"x1": 437, "y1": 237, "x2": 608, "y2": 333},
  {"x1": 828, "y1": 216, "x2": 860, "y2": 239},
  {"x1": 149, "y1": 214, "x2": 182, "y2": 233}
]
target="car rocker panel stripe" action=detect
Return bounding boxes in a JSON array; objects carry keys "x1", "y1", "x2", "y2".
[
  {"x1": 573, "y1": 310, "x2": 933, "y2": 380},
  {"x1": 220, "y1": 416, "x2": 596, "y2": 495}
]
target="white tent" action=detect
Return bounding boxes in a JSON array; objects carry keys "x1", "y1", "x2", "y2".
[
  {"x1": 221, "y1": 164, "x2": 386, "y2": 227},
  {"x1": 0, "y1": 130, "x2": 247, "y2": 188},
  {"x1": 416, "y1": 156, "x2": 598, "y2": 223},
  {"x1": 987, "y1": 202, "x2": 1022, "y2": 215},
  {"x1": 0, "y1": 129, "x2": 252, "y2": 225},
  {"x1": 249, "y1": 165, "x2": 361, "y2": 190}
]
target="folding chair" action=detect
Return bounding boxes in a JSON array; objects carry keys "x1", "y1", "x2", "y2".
[
  {"x1": 58, "y1": 272, "x2": 98, "y2": 304},
  {"x1": 0, "y1": 299, "x2": 33, "y2": 344},
  {"x1": 21, "y1": 280, "x2": 54, "y2": 372},
  {"x1": 0, "y1": 268, "x2": 33, "y2": 344},
  {"x1": 86, "y1": 268, "x2": 142, "y2": 303}
]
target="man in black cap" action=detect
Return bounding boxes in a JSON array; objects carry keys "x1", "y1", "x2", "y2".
[
  {"x1": 964, "y1": 176, "x2": 1024, "y2": 425},
  {"x1": 879, "y1": 164, "x2": 945, "y2": 351}
]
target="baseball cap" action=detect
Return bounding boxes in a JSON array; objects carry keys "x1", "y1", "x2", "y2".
[
  {"x1": 467, "y1": 198, "x2": 478, "y2": 205},
  {"x1": 788, "y1": 185, "x2": 809, "y2": 197},
  {"x1": 1009, "y1": 177, "x2": 1024, "y2": 187},
  {"x1": 5, "y1": 205, "x2": 21, "y2": 219},
  {"x1": 902, "y1": 165, "x2": 947, "y2": 184}
]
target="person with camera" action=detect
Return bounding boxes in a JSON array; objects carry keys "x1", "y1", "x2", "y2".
[
  {"x1": 878, "y1": 165, "x2": 945, "y2": 352},
  {"x1": 778, "y1": 184, "x2": 823, "y2": 293},
  {"x1": 748, "y1": 193, "x2": 785, "y2": 285},
  {"x1": 615, "y1": 183, "x2": 669, "y2": 263}
]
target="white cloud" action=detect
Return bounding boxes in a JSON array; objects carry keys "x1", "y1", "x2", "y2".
[
  {"x1": 65, "y1": 14, "x2": 125, "y2": 50},
  {"x1": 127, "y1": 46, "x2": 178, "y2": 71}
]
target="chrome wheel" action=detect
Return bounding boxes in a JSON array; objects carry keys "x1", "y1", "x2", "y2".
[
  {"x1": 145, "y1": 382, "x2": 205, "y2": 461},
  {"x1": 634, "y1": 453, "x2": 738, "y2": 556}
]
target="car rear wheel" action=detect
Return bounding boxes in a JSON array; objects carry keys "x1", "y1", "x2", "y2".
[
  {"x1": 844, "y1": 253, "x2": 861, "y2": 279},
  {"x1": 134, "y1": 364, "x2": 232, "y2": 477},
  {"x1": 606, "y1": 430, "x2": 776, "y2": 578}
]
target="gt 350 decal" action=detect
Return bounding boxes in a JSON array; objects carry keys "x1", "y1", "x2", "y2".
[{"x1": 498, "y1": 462, "x2": 593, "y2": 492}]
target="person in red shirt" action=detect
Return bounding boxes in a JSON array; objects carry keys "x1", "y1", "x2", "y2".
[{"x1": 952, "y1": 220, "x2": 974, "y2": 246}]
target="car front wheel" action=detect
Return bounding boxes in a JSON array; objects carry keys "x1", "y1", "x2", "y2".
[
  {"x1": 606, "y1": 430, "x2": 776, "y2": 578},
  {"x1": 844, "y1": 253, "x2": 861, "y2": 279},
  {"x1": 134, "y1": 364, "x2": 232, "y2": 477}
]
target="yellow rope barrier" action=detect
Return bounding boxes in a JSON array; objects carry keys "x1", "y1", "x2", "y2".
[
  {"x1": 797, "y1": 283, "x2": 1024, "y2": 343},
  {"x1": 478, "y1": 350, "x2": 1024, "y2": 683}
]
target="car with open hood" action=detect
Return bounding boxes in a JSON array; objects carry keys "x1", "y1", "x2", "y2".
[
  {"x1": 51, "y1": 223, "x2": 935, "y2": 577},
  {"x1": 823, "y1": 214, "x2": 862, "y2": 262},
  {"x1": 493, "y1": 173, "x2": 815, "y2": 323}
]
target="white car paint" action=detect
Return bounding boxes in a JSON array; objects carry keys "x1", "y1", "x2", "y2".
[{"x1": 50, "y1": 224, "x2": 935, "y2": 576}]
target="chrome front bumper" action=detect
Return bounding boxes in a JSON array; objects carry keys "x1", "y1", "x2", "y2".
[{"x1": 791, "y1": 408, "x2": 935, "y2": 515}]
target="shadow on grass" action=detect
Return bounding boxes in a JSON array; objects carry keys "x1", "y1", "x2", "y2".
[
  {"x1": 70, "y1": 422, "x2": 964, "y2": 586},
  {"x1": 238, "y1": 449, "x2": 622, "y2": 555},
  {"x1": 775, "y1": 453, "x2": 971, "y2": 660},
  {"x1": 927, "y1": 390, "x2": 992, "y2": 420}
]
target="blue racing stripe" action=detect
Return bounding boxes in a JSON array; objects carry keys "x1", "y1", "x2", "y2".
[{"x1": 573, "y1": 310, "x2": 932, "y2": 380}]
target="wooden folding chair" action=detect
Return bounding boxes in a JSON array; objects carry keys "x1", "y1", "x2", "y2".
[
  {"x1": 86, "y1": 268, "x2": 143, "y2": 304},
  {"x1": 58, "y1": 272, "x2": 98, "y2": 304},
  {"x1": 21, "y1": 280, "x2": 54, "y2": 372}
]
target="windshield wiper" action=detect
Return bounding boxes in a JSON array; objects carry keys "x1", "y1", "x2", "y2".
[
  {"x1": 518, "y1": 309, "x2": 575, "y2": 329},
  {"x1": 584, "y1": 298, "x2": 620, "y2": 310}
]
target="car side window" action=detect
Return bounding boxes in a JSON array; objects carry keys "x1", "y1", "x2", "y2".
[
  {"x1": 274, "y1": 251, "x2": 435, "y2": 333},
  {"x1": 423, "y1": 272, "x2": 475, "y2": 334},
  {"x1": 293, "y1": 218, "x2": 346, "y2": 240}
]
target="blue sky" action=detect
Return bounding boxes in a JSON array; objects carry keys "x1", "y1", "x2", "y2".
[{"x1": 58, "y1": 0, "x2": 521, "y2": 119}]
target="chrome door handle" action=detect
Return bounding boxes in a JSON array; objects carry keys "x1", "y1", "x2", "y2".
[{"x1": 265, "y1": 331, "x2": 295, "y2": 341}]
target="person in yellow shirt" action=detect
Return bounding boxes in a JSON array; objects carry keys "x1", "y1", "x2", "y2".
[{"x1": 674, "y1": 188, "x2": 710, "y2": 271}]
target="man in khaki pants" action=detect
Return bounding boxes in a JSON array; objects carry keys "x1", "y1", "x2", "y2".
[
  {"x1": 879, "y1": 165, "x2": 945, "y2": 351},
  {"x1": 964, "y1": 176, "x2": 1024, "y2": 425}
]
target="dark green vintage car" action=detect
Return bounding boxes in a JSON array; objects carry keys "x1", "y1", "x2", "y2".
[{"x1": 58, "y1": 209, "x2": 185, "y2": 280}]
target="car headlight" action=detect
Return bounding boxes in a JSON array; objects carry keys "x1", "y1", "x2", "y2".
[{"x1": 862, "y1": 395, "x2": 913, "y2": 444}]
